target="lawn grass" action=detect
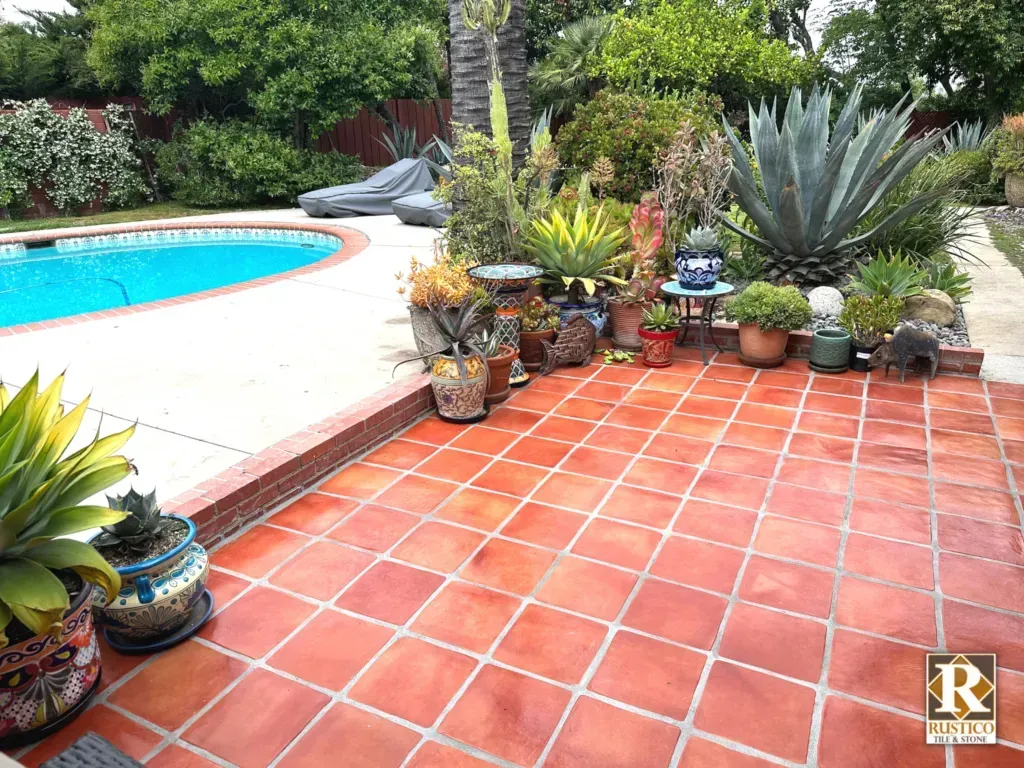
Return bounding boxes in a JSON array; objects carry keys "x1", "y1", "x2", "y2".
[
  {"x1": 0, "y1": 201, "x2": 277, "y2": 235},
  {"x1": 986, "y1": 218, "x2": 1024, "y2": 278}
]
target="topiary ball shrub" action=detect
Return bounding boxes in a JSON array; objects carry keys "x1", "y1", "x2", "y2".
[{"x1": 725, "y1": 282, "x2": 812, "y2": 332}]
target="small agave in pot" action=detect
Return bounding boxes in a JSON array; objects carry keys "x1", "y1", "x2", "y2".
[{"x1": 93, "y1": 489, "x2": 169, "y2": 553}]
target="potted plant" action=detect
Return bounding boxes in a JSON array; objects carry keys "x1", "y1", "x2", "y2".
[
  {"x1": 90, "y1": 489, "x2": 211, "y2": 650},
  {"x1": 519, "y1": 296, "x2": 560, "y2": 372},
  {"x1": 838, "y1": 294, "x2": 905, "y2": 372},
  {"x1": 475, "y1": 329, "x2": 517, "y2": 405},
  {"x1": 397, "y1": 297, "x2": 493, "y2": 423},
  {"x1": 607, "y1": 192, "x2": 664, "y2": 350},
  {"x1": 523, "y1": 204, "x2": 627, "y2": 333},
  {"x1": 0, "y1": 373, "x2": 135, "y2": 748},
  {"x1": 725, "y1": 282, "x2": 812, "y2": 368},
  {"x1": 809, "y1": 329, "x2": 853, "y2": 373},
  {"x1": 638, "y1": 302, "x2": 682, "y2": 368},
  {"x1": 992, "y1": 114, "x2": 1024, "y2": 207},
  {"x1": 656, "y1": 122, "x2": 732, "y2": 288}
]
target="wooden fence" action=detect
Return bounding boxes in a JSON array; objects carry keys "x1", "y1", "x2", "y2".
[{"x1": 314, "y1": 99, "x2": 452, "y2": 166}]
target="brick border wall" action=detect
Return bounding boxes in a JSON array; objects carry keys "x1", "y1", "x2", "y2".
[{"x1": 0, "y1": 221, "x2": 369, "y2": 336}]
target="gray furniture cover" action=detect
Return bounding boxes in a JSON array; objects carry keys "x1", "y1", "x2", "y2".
[
  {"x1": 392, "y1": 191, "x2": 451, "y2": 227},
  {"x1": 298, "y1": 158, "x2": 434, "y2": 218}
]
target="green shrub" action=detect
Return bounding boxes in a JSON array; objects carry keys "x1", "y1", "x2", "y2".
[
  {"x1": 991, "y1": 117, "x2": 1024, "y2": 178},
  {"x1": 838, "y1": 294, "x2": 904, "y2": 347},
  {"x1": 724, "y1": 282, "x2": 811, "y2": 331},
  {"x1": 294, "y1": 151, "x2": 366, "y2": 194},
  {"x1": 943, "y1": 149, "x2": 1004, "y2": 205},
  {"x1": 556, "y1": 89, "x2": 720, "y2": 202}
]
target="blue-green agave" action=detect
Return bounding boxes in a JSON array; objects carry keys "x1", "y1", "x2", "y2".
[{"x1": 722, "y1": 84, "x2": 949, "y2": 283}]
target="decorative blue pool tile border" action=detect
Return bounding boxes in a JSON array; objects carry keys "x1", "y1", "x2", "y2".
[{"x1": 54, "y1": 227, "x2": 342, "y2": 253}]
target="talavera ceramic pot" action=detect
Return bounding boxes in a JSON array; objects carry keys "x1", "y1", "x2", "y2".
[
  {"x1": 431, "y1": 353, "x2": 488, "y2": 422},
  {"x1": 674, "y1": 248, "x2": 724, "y2": 289}
]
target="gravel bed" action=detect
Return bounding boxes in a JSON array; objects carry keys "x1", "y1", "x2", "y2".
[{"x1": 805, "y1": 306, "x2": 972, "y2": 347}]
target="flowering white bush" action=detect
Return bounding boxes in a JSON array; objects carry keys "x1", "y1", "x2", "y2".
[{"x1": 0, "y1": 99, "x2": 151, "y2": 215}]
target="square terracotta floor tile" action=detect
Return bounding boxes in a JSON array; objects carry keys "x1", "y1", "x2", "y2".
[
  {"x1": 589, "y1": 630, "x2": 704, "y2": 719},
  {"x1": 145, "y1": 746, "x2": 220, "y2": 768},
  {"x1": 734, "y1": 403, "x2": 797, "y2": 429},
  {"x1": 336, "y1": 561, "x2": 444, "y2": 624},
  {"x1": 778, "y1": 456, "x2": 851, "y2": 494},
  {"x1": 722, "y1": 422, "x2": 789, "y2": 451},
  {"x1": 472, "y1": 460, "x2": 549, "y2": 497},
  {"x1": 599, "y1": 484, "x2": 681, "y2": 528},
  {"x1": 860, "y1": 420, "x2": 927, "y2": 450},
  {"x1": 868, "y1": 381, "x2": 924, "y2": 405},
  {"x1": 412, "y1": 582, "x2": 521, "y2": 652},
  {"x1": 95, "y1": 634, "x2": 148, "y2": 693},
  {"x1": 451, "y1": 426, "x2": 519, "y2": 455},
  {"x1": 555, "y1": 397, "x2": 615, "y2": 422},
  {"x1": 766, "y1": 483, "x2": 846, "y2": 526},
  {"x1": 507, "y1": 388, "x2": 567, "y2": 412},
  {"x1": 350, "y1": 637, "x2": 477, "y2": 726},
  {"x1": 391, "y1": 521, "x2": 486, "y2": 572},
  {"x1": 624, "y1": 388, "x2": 683, "y2": 411},
  {"x1": 267, "y1": 493, "x2": 358, "y2": 535},
  {"x1": 989, "y1": 381, "x2": 1024, "y2": 400},
  {"x1": 857, "y1": 443, "x2": 929, "y2": 476},
  {"x1": 678, "y1": 738, "x2": 778, "y2": 768},
  {"x1": 756, "y1": 370, "x2": 809, "y2": 390},
  {"x1": 644, "y1": 433, "x2": 715, "y2": 464},
  {"x1": 827, "y1": 629, "x2": 926, "y2": 714},
  {"x1": 500, "y1": 502, "x2": 587, "y2": 549},
  {"x1": 268, "y1": 610, "x2": 393, "y2": 690},
  {"x1": 812, "y1": 377, "x2": 864, "y2": 397},
  {"x1": 694, "y1": 661, "x2": 815, "y2": 762},
  {"x1": 536, "y1": 556, "x2": 637, "y2": 620},
  {"x1": 938, "y1": 514, "x2": 1024, "y2": 566},
  {"x1": 1006, "y1": 439, "x2": 1024, "y2": 464},
  {"x1": 406, "y1": 742, "x2": 496, "y2": 768},
  {"x1": 835, "y1": 576, "x2": 937, "y2": 646},
  {"x1": 319, "y1": 462, "x2": 401, "y2": 498},
  {"x1": 439, "y1": 665, "x2": 572, "y2": 766},
  {"x1": 268, "y1": 541, "x2": 374, "y2": 600},
  {"x1": 930, "y1": 408, "x2": 995, "y2": 434},
  {"x1": 930, "y1": 390, "x2": 988, "y2": 413},
  {"x1": 817, "y1": 696, "x2": 942, "y2": 768},
  {"x1": 673, "y1": 500, "x2": 758, "y2": 547},
  {"x1": 585, "y1": 424, "x2": 652, "y2": 453},
  {"x1": 754, "y1": 516, "x2": 841, "y2": 568},
  {"x1": 494, "y1": 604, "x2": 607, "y2": 684},
  {"x1": 460, "y1": 538, "x2": 556, "y2": 594},
  {"x1": 622, "y1": 579, "x2": 727, "y2": 649},
  {"x1": 944, "y1": 600, "x2": 1024, "y2": 672},
  {"x1": 530, "y1": 374, "x2": 586, "y2": 393},
  {"x1": 595, "y1": 365, "x2": 648, "y2": 385},
  {"x1": 718, "y1": 603, "x2": 826, "y2": 683},
  {"x1": 577, "y1": 380, "x2": 631, "y2": 403},
  {"x1": 933, "y1": 453, "x2": 1010, "y2": 490},
  {"x1": 854, "y1": 467, "x2": 929, "y2": 508},
  {"x1": 487, "y1": 406, "x2": 545, "y2": 432},
  {"x1": 18, "y1": 705, "x2": 162, "y2": 768},
  {"x1": 787, "y1": 432, "x2": 856, "y2": 464},
  {"x1": 709, "y1": 445, "x2": 779, "y2": 479},
  {"x1": 746, "y1": 384, "x2": 804, "y2": 408},
  {"x1": 572, "y1": 518, "x2": 662, "y2": 570},
  {"x1": 533, "y1": 472, "x2": 613, "y2": 512},
  {"x1": 676, "y1": 395, "x2": 738, "y2": 420},
  {"x1": 199, "y1": 586, "x2": 316, "y2": 658},
  {"x1": 690, "y1": 470, "x2": 769, "y2": 510},
  {"x1": 275, "y1": 702, "x2": 420, "y2": 768},
  {"x1": 326, "y1": 504, "x2": 419, "y2": 551},
  {"x1": 183, "y1": 669, "x2": 329, "y2": 768},
  {"x1": 651, "y1": 536, "x2": 744, "y2": 593},
  {"x1": 739, "y1": 556, "x2": 835, "y2": 618},
  {"x1": 849, "y1": 497, "x2": 932, "y2": 544},
  {"x1": 503, "y1": 435, "x2": 574, "y2": 467},
  {"x1": 844, "y1": 533, "x2": 934, "y2": 589},
  {"x1": 993, "y1": 396, "x2": 1024, "y2": 418},
  {"x1": 561, "y1": 445, "x2": 634, "y2": 478},
  {"x1": 402, "y1": 417, "x2": 468, "y2": 445},
  {"x1": 364, "y1": 439, "x2": 437, "y2": 470},
  {"x1": 376, "y1": 474, "x2": 459, "y2": 514},
  {"x1": 691, "y1": 379, "x2": 749, "y2": 399},
  {"x1": 544, "y1": 695, "x2": 681, "y2": 768},
  {"x1": 930, "y1": 429, "x2": 1002, "y2": 460},
  {"x1": 797, "y1": 410, "x2": 860, "y2": 439},
  {"x1": 994, "y1": 668, "x2": 1024, "y2": 745},
  {"x1": 414, "y1": 449, "x2": 492, "y2": 482},
  {"x1": 939, "y1": 551, "x2": 1024, "y2": 613},
  {"x1": 704, "y1": 364, "x2": 756, "y2": 384},
  {"x1": 804, "y1": 392, "x2": 862, "y2": 417},
  {"x1": 933, "y1": 482, "x2": 1019, "y2": 524},
  {"x1": 212, "y1": 525, "x2": 309, "y2": 578},
  {"x1": 436, "y1": 488, "x2": 521, "y2": 531},
  {"x1": 645, "y1": 371, "x2": 697, "y2": 393},
  {"x1": 108, "y1": 641, "x2": 245, "y2": 730},
  {"x1": 606, "y1": 404, "x2": 670, "y2": 430},
  {"x1": 622, "y1": 457, "x2": 698, "y2": 495},
  {"x1": 865, "y1": 400, "x2": 925, "y2": 425},
  {"x1": 662, "y1": 414, "x2": 727, "y2": 440},
  {"x1": 530, "y1": 415, "x2": 595, "y2": 443}
]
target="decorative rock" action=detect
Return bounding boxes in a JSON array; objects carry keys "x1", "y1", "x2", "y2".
[
  {"x1": 903, "y1": 289, "x2": 956, "y2": 328},
  {"x1": 807, "y1": 286, "x2": 844, "y2": 318}
]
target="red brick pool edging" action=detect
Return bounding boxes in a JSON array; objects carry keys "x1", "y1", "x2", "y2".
[{"x1": 0, "y1": 221, "x2": 370, "y2": 336}]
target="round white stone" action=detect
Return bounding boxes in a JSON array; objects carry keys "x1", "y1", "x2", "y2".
[{"x1": 807, "y1": 286, "x2": 844, "y2": 318}]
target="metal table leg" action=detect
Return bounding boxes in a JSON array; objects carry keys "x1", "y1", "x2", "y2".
[
  {"x1": 697, "y1": 298, "x2": 708, "y2": 365},
  {"x1": 676, "y1": 298, "x2": 691, "y2": 347},
  {"x1": 705, "y1": 297, "x2": 725, "y2": 354}
]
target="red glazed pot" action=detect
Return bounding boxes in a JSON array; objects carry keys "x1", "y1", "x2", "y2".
[{"x1": 639, "y1": 327, "x2": 677, "y2": 368}]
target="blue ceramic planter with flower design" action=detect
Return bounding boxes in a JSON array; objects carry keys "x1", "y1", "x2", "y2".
[
  {"x1": 674, "y1": 248, "x2": 724, "y2": 289},
  {"x1": 549, "y1": 295, "x2": 606, "y2": 334},
  {"x1": 91, "y1": 515, "x2": 209, "y2": 640}
]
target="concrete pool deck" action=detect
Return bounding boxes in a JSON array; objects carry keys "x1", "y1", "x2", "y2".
[{"x1": 0, "y1": 209, "x2": 439, "y2": 499}]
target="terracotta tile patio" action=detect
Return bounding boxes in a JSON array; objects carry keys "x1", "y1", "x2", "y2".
[{"x1": 14, "y1": 350, "x2": 1024, "y2": 767}]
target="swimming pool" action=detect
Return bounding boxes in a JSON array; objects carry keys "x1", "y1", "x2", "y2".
[{"x1": 0, "y1": 228, "x2": 341, "y2": 328}]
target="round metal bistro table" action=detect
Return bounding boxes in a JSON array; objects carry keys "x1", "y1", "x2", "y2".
[
  {"x1": 660, "y1": 281, "x2": 735, "y2": 366},
  {"x1": 467, "y1": 263, "x2": 545, "y2": 387}
]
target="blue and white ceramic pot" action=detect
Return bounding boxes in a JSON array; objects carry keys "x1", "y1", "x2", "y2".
[
  {"x1": 91, "y1": 516, "x2": 209, "y2": 640},
  {"x1": 674, "y1": 248, "x2": 724, "y2": 289},
  {"x1": 549, "y1": 295, "x2": 606, "y2": 335}
]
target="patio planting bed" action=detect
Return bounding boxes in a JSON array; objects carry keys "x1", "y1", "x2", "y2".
[{"x1": 11, "y1": 349, "x2": 1024, "y2": 768}]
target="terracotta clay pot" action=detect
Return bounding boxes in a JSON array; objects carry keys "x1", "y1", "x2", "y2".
[
  {"x1": 639, "y1": 327, "x2": 677, "y2": 368},
  {"x1": 485, "y1": 344, "x2": 517, "y2": 405},
  {"x1": 520, "y1": 328, "x2": 554, "y2": 372},
  {"x1": 738, "y1": 324, "x2": 789, "y2": 368},
  {"x1": 607, "y1": 300, "x2": 646, "y2": 351}
]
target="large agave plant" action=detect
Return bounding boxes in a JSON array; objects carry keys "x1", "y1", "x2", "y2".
[
  {"x1": 723, "y1": 84, "x2": 949, "y2": 283},
  {"x1": 0, "y1": 372, "x2": 135, "y2": 647},
  {"x1": 396, "y1": 297, "x2": 494, "y2": 385},
  {"x1": 943, "y1": 119, "x2": 990, "y2": 153}
]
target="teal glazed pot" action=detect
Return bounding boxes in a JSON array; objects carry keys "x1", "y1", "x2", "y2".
[
  {"x1": 810, "y1": 329, "x2": 852, "y2": 371},
  {"x1": 91, "y1": 515, "x2": 209, "y2": 640}
]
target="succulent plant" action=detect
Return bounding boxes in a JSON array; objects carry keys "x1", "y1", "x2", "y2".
[
  {"x1": 849, "y1": 250, "x2": 926, "y2": 298},
  {"x1": 396, "y1": 297, "x2": 494, "y2": 385},
  {"x1": 839, "y1": 294, "x2": 905, "y2": 346},
  {"x1": 682, "y1": 225, "x2": 722, "y2": 252},
  {"x1": 473, "y1": 328, "x2": 503, "y2": 358},
  {"x1": 722, "y1": 84, "x2": 948, "y2": 283},
  {"x1": 942, "y1": 120, "x2": 990, "y2": 154},
  {"x1": 925, "y1": 261, "x2": 973, "y2": 302},
  {"x1": 641, "y1": 301, "x2": 682, "y2": 332},
  {"x1": 519, "y1": 296, "x2": 560, "y2": 332},
  {"x1": 93, "y1": 488, "x2": 170, "y2": 553},
  {"x1": 629, "y1": 192, "x2": 664, "y2": 267}
]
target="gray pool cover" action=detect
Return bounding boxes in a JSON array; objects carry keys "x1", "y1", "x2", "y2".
[{"x1": 298, "y1": 158, "x2": 435, "y2": 218}]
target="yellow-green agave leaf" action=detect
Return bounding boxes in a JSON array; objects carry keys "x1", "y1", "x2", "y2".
[
  {"x1": 0, "y1": 558, "x2": 69, "y2": 644},
  {"x1": 25, "y1": 538, "x2": 122, "y2": 608}
]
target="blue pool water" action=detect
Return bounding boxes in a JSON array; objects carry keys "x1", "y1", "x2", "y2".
[{"x1": 0, "y1": 228, "x2": 340, "y2": 328}]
